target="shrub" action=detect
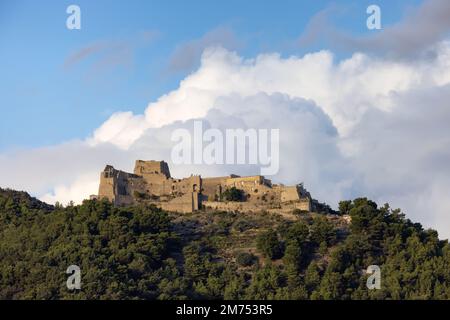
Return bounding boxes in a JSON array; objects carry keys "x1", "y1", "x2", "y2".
[
  {"x1": 236, "y1": 252, "x2": 257, "y2": 267},
  {"x1": 283, "y1": 240, "x2": 302, "y2": 270},
  {"x1": 133, "y1": 191, "x2": 149, "y2": 200},
  {"x1": 286, "y1": 221, "x2": 310, "y2": 245},
  {"x1": 233, "y1": 219, "x2": 256, "y2": 232},
  {"x1": 293, "y1": 208, "x2": 309, "y2": 216},
  {"x1": 222, "y1": 187, "x2": 244, "y2": 202},
  {"x1": 256, "y1": 230, "x2": 284, "y2": 260},
  {"x1": 338, "y1": 200, "x2": 353, "y2": 215},
  {"x1": 310, "y1": 216, "x2": 336, "y2": 246}
]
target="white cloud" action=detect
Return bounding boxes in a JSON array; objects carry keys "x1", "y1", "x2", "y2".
[
  {"x1": 2, "y1": 43, "x2": 450, "y2": 239},
  {"x1": 88, "y1": 112, "x2": 148, "y2": 150},
  {"x1": 97, "y1": 44, "x2": 450, "y2": 148},
  {"x1": 40, "y1": 173, "x2": 99, "y2": 205}
]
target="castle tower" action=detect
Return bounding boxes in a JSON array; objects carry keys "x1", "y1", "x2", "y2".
[
  {"x1": 133, "y1": 160, "x2": 173, "y2": 196},
  {"x1": 98, "y1": 165, "x2": 116, "y2": 203},
  {"x1": 134, "y1": 160, "x2": 171, "y2": 178},
  {"x1": 98, "y1": 165, "x2": 143, "y2": 206}
]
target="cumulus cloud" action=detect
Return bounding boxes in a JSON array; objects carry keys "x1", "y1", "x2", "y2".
[
  {"x1": 347, "y1": 83, "x2": 450, "y2": 227},
  {"x1": 40, "y1": 173, "x2": 100, "y2": 205},
  {"x1": 131, "y1": 92, "x2": 352, "y2": 207},
  {"x1": 0, "y1": 141, "x2": 130, "y2": 204},
  {"x1": 88, "y1": 112, "x2": 149, "y2": 150},
  {"x1": 97, "y1": 43, "x2": 450, "y2": 149},
  {"x1": 2, "y1": 41, "x2": 450, "y2": 238}
]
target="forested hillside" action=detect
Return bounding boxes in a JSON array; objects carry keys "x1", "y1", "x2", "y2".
[{"x1": 0, "y1": 188, "x2": 449, "y2": 300}]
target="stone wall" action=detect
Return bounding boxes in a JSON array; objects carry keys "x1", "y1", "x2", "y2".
[
  {"x1": 134, "y1": 160, "x2": 171, "y2": 178},
  {"x1": 202, "y1": 176, "x2": 228, "y2": 200},
  {"x1": 202, "y1": 201, "x2": 262, "y2": 212},
  {"x1": 283, "y1": 198, "x2": 312, "y2": 211},
  {"x1": 281, "y1": 186, "x2": 301, "y2": 202},
  {"x1": 97, "y1": 160, "x2": 315, "y2": 214},
  {"x1": 98, "y1": 165, "x2": 147, "y2": 206},
  {"x1": 158, "y1": 192, "x2": 199, "y2": 213},
  {"x1": 133, "y1": 160, "x2": 202, "y2": 197},
  {"x1": 98, "y1": 166, "x2": 116, "y2": 202},
  {"x1": 172, "y1": 175, "x2": 201, "y2": 195}
]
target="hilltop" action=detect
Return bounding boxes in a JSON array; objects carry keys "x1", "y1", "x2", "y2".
[
  {"x1": 94, "y1": 160, "x2": 333, "y2": 214},
  {"x1": 0, "y1": 188, "x2": 449, "y2": 299}
]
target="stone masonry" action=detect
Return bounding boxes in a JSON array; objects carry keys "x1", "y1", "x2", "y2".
[{"x1": 96, "y1": 160, "x2": 316, "y2": 213}]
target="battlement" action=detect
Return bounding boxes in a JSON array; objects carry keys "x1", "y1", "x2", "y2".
[
  {"x1": 97, "y1": 160, "x2": 314, "y2": 214},
  {"x1": 134, "y1": 160, "x2": 171, "y2": 178}
]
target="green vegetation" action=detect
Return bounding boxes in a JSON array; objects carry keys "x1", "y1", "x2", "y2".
[
  {"x1": 235, "y1": 252, "x2": 257, "y2": 267},
  {"x1": 222, "y1": 187, "x2": 244, "y2": 202},
  {"x1": 292, "y1": 208, "x2": 309, "y2": 216},
  {"x1": 0, "y1": 188, "x2": 449, "y2": 300},
  {"x1": 256, "y1": 230, "x2": 284, "y2": 260}
]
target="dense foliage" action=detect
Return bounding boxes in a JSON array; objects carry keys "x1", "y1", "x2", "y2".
[
  {"x1": 222, "y1": 187, "x2": 244, "y2": 202},
  {"x1": 0, "y1": 188, "x2": 449, "y2": 300}
]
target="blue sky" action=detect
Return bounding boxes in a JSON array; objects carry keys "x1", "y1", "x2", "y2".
[
  {"x1": 0, "y1": 0, "x2": 421, "y2": 150},
  {"x1": 3, "y1": 0, "x2": 450, "y2": 238}
]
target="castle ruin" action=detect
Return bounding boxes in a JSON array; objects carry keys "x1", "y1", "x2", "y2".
[{"x1": 96, "y1": 160, "x2": 318, "y2": 214}]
